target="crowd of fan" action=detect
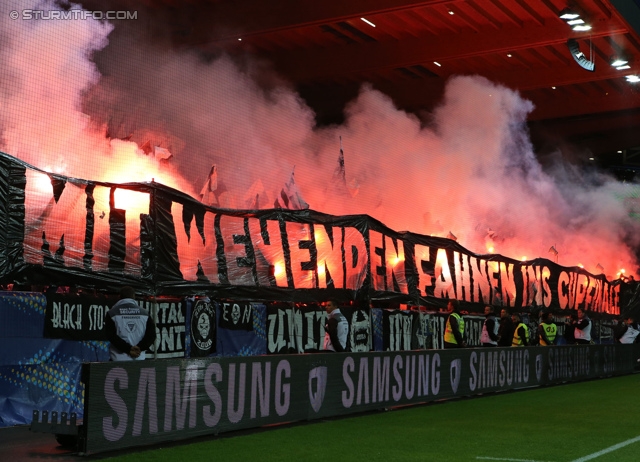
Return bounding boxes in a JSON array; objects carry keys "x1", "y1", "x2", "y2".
[{"x1": 443, "y1": 299, "x2": 639, "y2": 348}]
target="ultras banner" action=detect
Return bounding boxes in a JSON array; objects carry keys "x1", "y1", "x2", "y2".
[
  {"x1": 42, "y1": 293, "x2": 186, "y2": 358},
  {"x1": 266, "y1": 305, "x2": 372, "y2": 354},
  {"x1": 146, "y1": 299, "x2": 186, "y2": 359},
  {"x1": 0, "y1": 151, "x2": 621, "y2": 313},
  {"x1": 80, "y1": 344, "x2": 638, "y2": 454},
  {"x1": 44, "y1": 294, "x2": 112, "y2": 341}
]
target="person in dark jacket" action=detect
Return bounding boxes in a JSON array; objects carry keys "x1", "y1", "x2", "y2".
[
  {"x1": 615, "y1": 316, "x2": 640, "y2": 344},
  {"x1": 568, "y1": 309, "x2": 591, "y2": 344},
  {"x1": 481, "y1": 305, "x2": 499, "y2": 346},
  {"x1": 323, "y1": 300, "x2": 348, "y2": 352},
  {"x1": 498, "y1": 308, "x2": 514, "y2": 347}
]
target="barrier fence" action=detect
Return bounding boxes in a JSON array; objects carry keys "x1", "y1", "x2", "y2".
[{"x1": 79, "y1": 343, "x2": 639, "y2": 454}]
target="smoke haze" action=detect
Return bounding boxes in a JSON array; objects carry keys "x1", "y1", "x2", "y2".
[{"x1": 1, "y1": 0, "x2": 639, "y2": 281}]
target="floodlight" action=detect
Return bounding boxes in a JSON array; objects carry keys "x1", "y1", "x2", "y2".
[
  {"x1": 610, "y1": 56, "x2": 630, "y2": 70},
  {"x1": 559, "y1": 8, "x2": 580, "y2": 20}
]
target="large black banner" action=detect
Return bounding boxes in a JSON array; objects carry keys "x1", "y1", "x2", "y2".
[
  {"x1": 80, "y1": 344, "x2": 639, "y2": 455},
  {"x1": 0, "y1": 151, "x2": 623, "y2": 314}
]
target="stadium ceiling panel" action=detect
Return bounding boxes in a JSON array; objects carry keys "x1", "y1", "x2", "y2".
[{"x1": 81, "y1": 0, "x2": 640, "y2": 162}]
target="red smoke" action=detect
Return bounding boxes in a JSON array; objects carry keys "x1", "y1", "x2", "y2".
[{"x1": 1, "y1": 0, "x2": 638, "y2": 281}]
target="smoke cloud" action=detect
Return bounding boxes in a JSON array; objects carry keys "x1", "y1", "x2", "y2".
[{"x1": 1, "y1": 0, "x2": 639, "y2": 281}]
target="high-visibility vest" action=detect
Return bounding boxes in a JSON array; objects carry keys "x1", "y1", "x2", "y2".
[
  {"x1": 539, "y1": 322, "x2": 557, "y2": 346},
  {"x1": 444, "y1": 313, "x2": 464, "y2": 344},
  {"x1": 512, "y1": 323, "x2": 529, "y2": 346}
]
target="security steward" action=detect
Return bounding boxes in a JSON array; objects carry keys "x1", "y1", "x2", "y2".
[
  {"x1": 444, "y1": 300, "x2": 467, "y2": 348},
  {"x1": 511, "y1": 312, "x2": 529, "y2": 347},
  {"x1": 538, "y1": 311, "x2": 557, "y2": 346}
]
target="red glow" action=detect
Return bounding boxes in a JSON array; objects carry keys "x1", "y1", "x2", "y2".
[
  {"x1": 113, "y1": 189, "x2": 150, "y2": 215},
  {"x1": 2, "y1": 4, "x2": 638, "y2": 286},
  {"x1": 273, "y1": 262, "x2": 285, "y2": 278}
]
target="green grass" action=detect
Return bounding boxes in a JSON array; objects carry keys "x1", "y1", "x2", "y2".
[{"x1": 103, "y1": 374, "x2": 640, "y2": 462}]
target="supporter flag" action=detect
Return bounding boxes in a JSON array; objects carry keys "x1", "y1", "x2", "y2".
[
  {"x1": 347, "y1": 177, "x2": 360, "y2": 198},
  {"x1": 139, "y1": 140, "x2": 153, "y2": 155},
  {"x1": 154, "y1": 145, "x2": 172, "y2": 161},
  {"x1": 200, "y1": 165, "x2": 219, "y2": 206},
  {"x1": 244, "y1": 179, "x2": 269, "y2": 210},
  {"x1": 274, "y1": 167, "x2": 309, "y2": 210},
  {"x1": 333, "y1": 136, "x2": 359, "y2": 198},
  {"x1": 334, "y1": 136, "x2": 346, "y2": 184}
]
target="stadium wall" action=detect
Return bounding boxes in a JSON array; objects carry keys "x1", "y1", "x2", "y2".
[{"x1": 79, "y1": 344, "x2": 638, "y2": 454}]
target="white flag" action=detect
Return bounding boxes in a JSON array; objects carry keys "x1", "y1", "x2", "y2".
[
  {"x1": 200, "y1": 165, "x2": 219, "y2": 206},
  {"x1": 154, "y1": 145, "x2": 172, "y2": 160},
  {"x1": 244, "y1": 179, "x2": 268, "y2": 209}
]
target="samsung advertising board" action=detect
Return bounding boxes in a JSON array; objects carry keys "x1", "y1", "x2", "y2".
[{"x1": 79, "y1": 344, "x2": 637, "y2": 454}]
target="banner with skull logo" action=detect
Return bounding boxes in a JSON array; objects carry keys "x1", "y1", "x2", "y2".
[
  {"x1": 216, "y1": 302, "x2": 267, "y2": 356},
  {"x1": 341, "y1": 307, "x2": 372, "y2": 352},
  {"x1": 189, "y1": 298, "x2": 216, "y2": 357},
  {"x1": 218, "y1": 301, "x2": 253, "y2": 330}
]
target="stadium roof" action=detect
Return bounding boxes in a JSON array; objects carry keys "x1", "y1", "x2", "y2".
[{"x1": 81, "y1": 0, "x2": 640, "y2": 165}]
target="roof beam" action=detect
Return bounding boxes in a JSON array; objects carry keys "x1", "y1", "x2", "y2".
[
  {"x1": 269, "y1": 22, "x2": 626, "y2": 82},
  {"x1": 199, "y1": 0, "x2": 461, "y2": 40}
]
